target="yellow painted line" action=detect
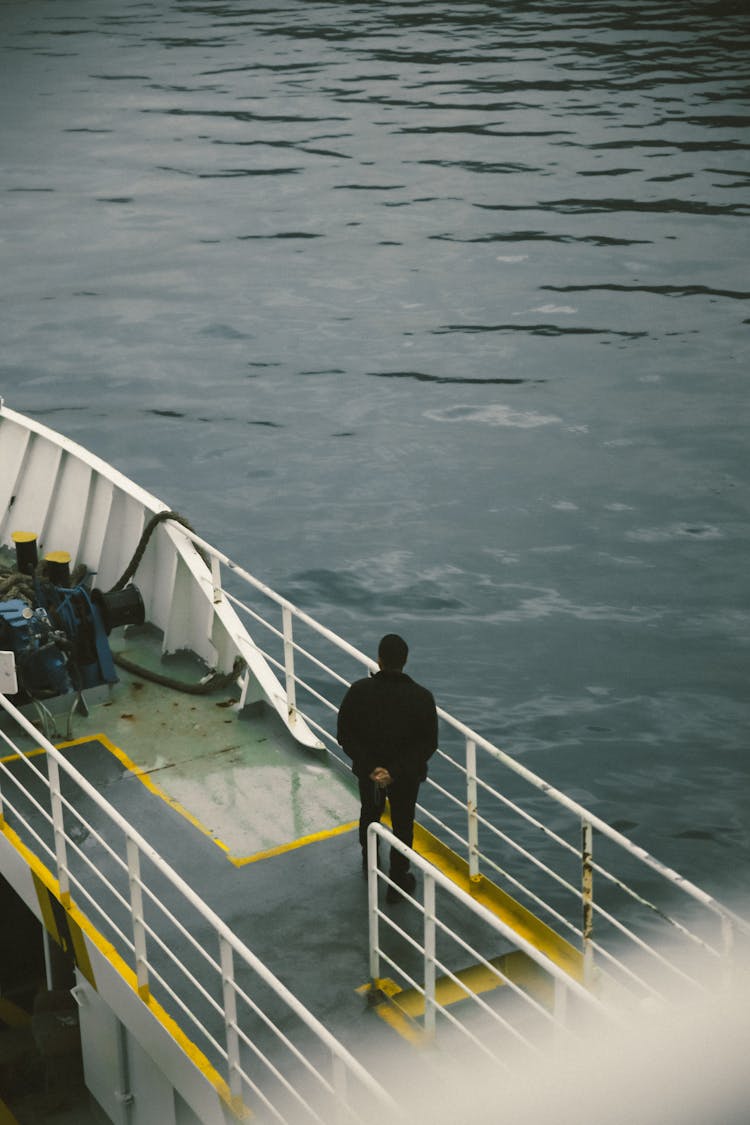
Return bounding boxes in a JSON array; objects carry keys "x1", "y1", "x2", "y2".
[
  {"x1": 412, "y1": 821, "x2": 584, "y2": 981},
  {"x1": 355, "y1": 979, "x2": 424, "y2": 1046},
  {"x1": 51, "y1": 735, "x2": 356, "y2": 870},
  {"x1": 231, "y1": 819, "x2": 358, "y2": 867},
  {"x1": 31, "y1": 872, "x2": 97, "y2": 989},
  {"x1": 0, "y1": 998, "x2": 30, "y2": 1028},
  {"x1": 0, "y1": 747, "x2": 46, "y2": 764},
  {"x1": 56, "y1": 734, "x2": 234, "y2": 857},
  {"x1": 0, "y1": 817, "x2": 250, "y2": 1120},
  {"x1": 361, "y1": 952, "x2": 555, "y2": 1046},
  {"x1": 359, "y1": 818, "x2": 582, "y2": 1047},
  {"x1": 394, "y1": 959, "x2": 507, "y2": 1018},
  {"x1": 0, "y1": 1095, "x2": 19, "y2": 1125}
]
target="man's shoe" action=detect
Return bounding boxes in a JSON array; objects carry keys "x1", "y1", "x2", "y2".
[{"x1": 385, "y1": 870, "x2": 417, "y2": 904}]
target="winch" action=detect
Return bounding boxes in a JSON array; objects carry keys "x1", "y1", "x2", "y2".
[{"x1": 0, "y1": 531, "x2": 144, "y2": 704}]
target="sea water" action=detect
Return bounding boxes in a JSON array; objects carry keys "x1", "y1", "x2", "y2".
[{"x1": 1, "y1": 0, "x2": 748, "y2": 906}]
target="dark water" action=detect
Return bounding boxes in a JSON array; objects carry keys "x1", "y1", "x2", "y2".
[{"x1": 1, "y1": 1, "x2": 749, "y2": 906}]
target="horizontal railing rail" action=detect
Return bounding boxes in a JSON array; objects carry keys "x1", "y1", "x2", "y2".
[
  {"x1": 0, "y1": 693, "x2": 399, "y2": 1125},
  {"x1": 366, "y1": 823, "x2": 607, "y2": 1055},
  {"x1": 174, "y1": 523, "x2": 750, "y2": 1002}
]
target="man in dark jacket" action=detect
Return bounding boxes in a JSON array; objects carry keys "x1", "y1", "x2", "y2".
[{"x1": 337, "y1": 634, "x2": 438, "y2": 900}]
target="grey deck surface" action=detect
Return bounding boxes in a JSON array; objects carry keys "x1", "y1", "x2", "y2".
[{"x1": 1, "y1": 628, "x2": 521, "y2": 1113}]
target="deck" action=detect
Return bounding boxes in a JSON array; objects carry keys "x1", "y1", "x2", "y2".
[{"x1": 1, "y1": 627, "x2": 543, "y2": 1122}]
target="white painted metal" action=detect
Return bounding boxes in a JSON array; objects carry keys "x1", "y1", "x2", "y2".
[
  {"x1": 367, "y1": 823, "x2": 605, "y2": 1053},
  {"x1": 465, "y1": 737, "x2": 479, "y2": 881},
  {"x1": 423, "y1": 873, "x2": 437, "y2": 1040},
  {"x1": 166, "y1": 515, "x2": 749, "y2": 998},
  {"x1": 0, "y1": 652, "x2": 17, "y2": 697},
  {"x1": 581, "y1": 819, "x2": 594, "y2": 989},
  {"x1": 367, "y1": 834, "x2": 380, "y2": 987},
  {"x1": 2, "y1": 401, "x2": 749, "y2": 1096},
  {"x1": 127, "y1": 838, "x2": 149, "y2": 998},
  {"x1": 42, "y1": 451, "x2": 93, "y2": 569},
  {"x1": 0, "y1": 691, "x2": 399, "y2": 1123},
  {"x1": 43, "y1": 451, "x2": 741, "y2": 999},
  {"x1": 218, "y1": 937, "x2": 242, "y2": 1101},
  {"x1": 0, "y1": 403, "x2": 320, "y2": 747},
  {"x1": 47, "y1": 752, "x2": 70, "y2": 901},
  {"x1": 76, "y1": 976, "x2": 132, "y2": 1125},
  {"x1": 282, "y1": 605, "x2": 297, "y2": 721}
]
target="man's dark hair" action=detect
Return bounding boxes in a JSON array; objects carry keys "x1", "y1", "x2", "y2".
[{"x1": 378, "y1": 633, "x2": 408, "y2": 670}]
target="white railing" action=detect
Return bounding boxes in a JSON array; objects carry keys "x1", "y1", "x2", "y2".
[
  {"x1": 177, "y1": 524, "x2": 750, "y2": 1002},
  {"x1": 365, "y1": 823, "x2": 608, "y2": 1058},
  {"x1": 0, "y1": 693, "x2": 399, "y2": 1125}
]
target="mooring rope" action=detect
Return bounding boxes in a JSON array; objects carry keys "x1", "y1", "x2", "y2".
[
  {"x1": 108, "y1": 509, "x2": 198, "y2": 592},
  {"x1": 108, "y1": 509, "x2": 245, "y2": 694}
]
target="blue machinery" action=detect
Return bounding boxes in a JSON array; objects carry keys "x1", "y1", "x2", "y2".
[{"x1": 0, "y1": 531, "x2": 143, "y2": 703}]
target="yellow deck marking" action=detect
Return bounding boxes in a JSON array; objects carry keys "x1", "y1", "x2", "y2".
[
  {"x1": 0, "y1": 1095, "x2": 19, "y2": 1125},
  {"x1": 231, "y1": 819, "x2": 358, "y2": 866},
  {"x1": 361, "y1": 952, "x2": 555, "y2": 1046},
  {"x1": 57, "y1": 734, "x2": 235, "y2": 856},
  {"x1": 11, "y1": 735, "x2": 356, "y2": 869},
  {"x1": 0, "y1": 817, "x2": 250, "y2": 1120},
  {"x1": 0, "y1": 998, "x2": 31, "y2": 1028},
  {"x1": 30, "y1": 871, "x2": 97, "y2": 989},
  {"x1": 0, "y1": 747, "x2": 45, "y2": 764},
  {"x1": 412, "y1": 822, "x2": 584, "y2": 981},
  {"x1": 355, "y1": 979, "x2": 424, "y2": 1045},
  {"x1": 359, "y1": 821, "x2": 581, "y2": 1045},
  {"x1": 74, "y1": 732, "x2": 356, "y2": 866}
]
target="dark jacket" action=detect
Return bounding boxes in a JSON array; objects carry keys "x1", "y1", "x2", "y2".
[{"x1": 337, "y1": 670, "x2": 438, "y2": 784}]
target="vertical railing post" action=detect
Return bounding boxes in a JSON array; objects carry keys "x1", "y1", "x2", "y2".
[
  {"x1": 331, "y1": 1053, "x2": 348, "y2": 1125},
  {"x1": 220, "y1": 937, "x2": 242, "y2": 1101},
  {"x1": 126, "y1": 837, "x2": 149, "y2": 1000},
  {"x1": 720, "y1": 913, "x2": 735, "y2": 994},
  {"x1": 47, "y1": 755, "x2": 70, "y2": 905},
  {"x1": 466, "y1": 737, "x2": 479, "y2": 881},
  {"x1": 581, "y1": 818, "x2": 594, "y2": 988},
  {"x1": 552, "y1": 975, "x2": 568, "y2": 1050},
  {"x1": 367, "y1": 828, "x2": 380, "y2": 995},
  {"x1": 281, "y1": 605, "x2": 297, "y2": 720},
  {"x1": 423, "y1": 872, "x2": 437, "y2": 1041},
  {"x1": 211, "y1": 554, "x2": 223, "y2": 604}
]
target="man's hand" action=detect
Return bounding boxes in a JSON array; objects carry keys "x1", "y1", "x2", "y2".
[{"x1": 369, "y1": 767, "x2": 393, "y2": 787}]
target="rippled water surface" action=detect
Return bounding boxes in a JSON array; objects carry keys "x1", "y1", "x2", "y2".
[{"x1": 1, "y1": 0, "x2": 749, "y2": 903}]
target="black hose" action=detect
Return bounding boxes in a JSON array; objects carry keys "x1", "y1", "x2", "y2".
[
  {"x1": 113, "y1": 653, "x2": 245, "y2": 696},
  {"x1": 109, "y1": 511, "x2": 246, "y2": 694}
]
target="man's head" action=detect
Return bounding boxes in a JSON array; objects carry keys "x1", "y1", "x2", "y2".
[{"x1": 378, "y1": 633, "x2": 408, "y2": 671}]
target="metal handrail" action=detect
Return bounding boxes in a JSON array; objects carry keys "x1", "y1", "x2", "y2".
[
  {"x1": 176, "y1": 524, "x2": 734, "y2": 908},
  {"x1": 366, "y1": 823, "x2": 607, "y2": 1051},
  {"x1": 169, "y1": 523, "x2": 749, "y2": 994},
  {"x1": 0, "y1": 692, "x2": 398, "y2": 1122}
]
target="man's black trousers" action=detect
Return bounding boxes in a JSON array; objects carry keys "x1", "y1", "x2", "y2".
[{"x1": 357, "y1": 774, "x2": 420, "y2": 878}]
